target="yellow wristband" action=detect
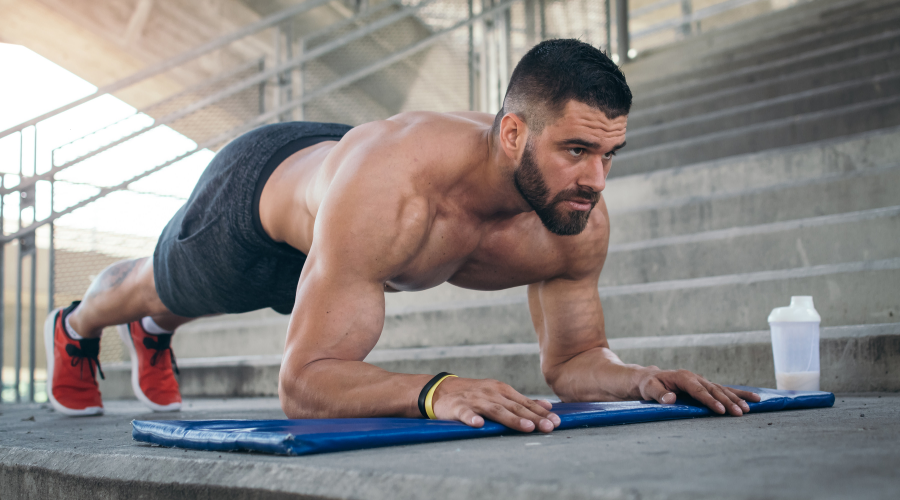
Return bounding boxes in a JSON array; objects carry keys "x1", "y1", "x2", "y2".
[{"x1": 424, "y1": 374, "x2": 457, "y2": 419}]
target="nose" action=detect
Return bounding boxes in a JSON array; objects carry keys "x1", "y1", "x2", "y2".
[{"x1": 578, "y1": 156, "x2": 606, "y2": 194}]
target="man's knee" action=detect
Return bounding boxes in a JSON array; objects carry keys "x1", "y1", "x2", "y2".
[{"x1": 133, "y1": 258, "x2": 169, "y2": 315}]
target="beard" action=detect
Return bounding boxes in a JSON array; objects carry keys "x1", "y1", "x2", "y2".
[{"x1": 513, "y1": 142, "x2": 599, "y2": 236}]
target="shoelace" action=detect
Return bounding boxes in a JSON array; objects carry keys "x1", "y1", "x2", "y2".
[
  {"x1": 143, "y1": 333, "x2": 180, "y2": 375},
  {"x1": 65, "y1": 338, "x2": 105, "y2": 380}
]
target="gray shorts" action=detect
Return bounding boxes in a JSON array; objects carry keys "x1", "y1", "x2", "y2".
[{"x1": 153, "y1": 121, "x2": 353, "y2": 317}]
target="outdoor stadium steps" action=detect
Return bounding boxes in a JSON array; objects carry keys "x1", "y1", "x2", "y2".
[
  {"x1": 627, "y1": 48, "x2": 900, "y2": 129},
  {"x1": 615, "y1": 0, "x2": 900, "y2": 174},
  {"x1": 625, "y1": 0, "x2": 900, "y2": 90},
  {"x1": 611, "y1": 161, "x2": 900, "y2": 243},
  {"x1": 99, "y1": 322, "x2": 900, "y2": 398},
  {"x1": 602, "y1": 125, "x2": 900, "y2": 213},
  {"x1": 627, "y1": 71, "x2": 900, "y2": 150},
  {"x1": 99, "y1": 0, "x2": 899, "y2": 399},
  {"x1": 629, "y1": 3, "x2": 900, "y2": 99},
  {"x1": 615, "y1": 94, "x2": 900, "y2": 174}
]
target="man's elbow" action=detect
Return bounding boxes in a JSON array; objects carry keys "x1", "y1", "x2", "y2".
[
  {"x1": 542, "y1": 364, "x2": 576, "y2": 403},
  {"x1": 278, "y1": 360, "x2": 324, "y2": 419}
]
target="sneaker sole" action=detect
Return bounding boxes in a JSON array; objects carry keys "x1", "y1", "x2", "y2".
[
  {"x1": 43, "y1": 308, "x2": 104, "y2": 417},
  {"x1": 117, "y1": 324, "x2": 182, "y2": 412}
]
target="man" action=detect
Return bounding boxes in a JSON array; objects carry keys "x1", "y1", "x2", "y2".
[{"x1": 45, "y1": 39, "x2": 759, "y2": 429}]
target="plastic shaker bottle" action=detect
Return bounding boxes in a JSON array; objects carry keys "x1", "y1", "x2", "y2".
[
  {"x1": 769, "y1": 296, "x2": 822, "y2": 391},
  {"x1": 767, "y1": 296, "x2": 821, "y2": 391}
]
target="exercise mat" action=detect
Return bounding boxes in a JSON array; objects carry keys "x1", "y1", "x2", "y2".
[{"x1": 132, "y1": 386, "x2": 833, "y2": 456}]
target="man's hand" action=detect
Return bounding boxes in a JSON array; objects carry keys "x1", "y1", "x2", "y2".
[
  {"x1": 637, "y1": 367, "x2": 761, "y2": 416},
  {"x1": 432, "y1": 377, "x2": 561, "y2": 433}
]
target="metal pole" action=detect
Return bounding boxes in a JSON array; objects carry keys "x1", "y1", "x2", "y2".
[
  {"x1": 468, "y1": 0, "x2": 475, "y2": 111},
  {"x1": 524, "y1": 0, "x2": 536, "y2": 48},
  {"x1": 28, "y1": 126, "x2": 37, "y2": 402},
  {"x1": 258, "y1": 59, "x2": 266, "y2": 115},
  {"x1": 616, "y1": 0, "x2": 629, "y2": 63},
  {"x1": 14, "y1": 130, "x2": 24, "y2": 403},
  {"x1": 605, "y1": 0, "x2": 612, "y2": 55},
  {"x1": 48, "y1": 207, "x2": 54, "y2": 312},
  {"x1": 14, "y1": 240, "x2": 22, "y2": 403},
  {"x1": 298, "y1": 40, "x2": 305, "y2": 121},
  {"x1": 281, "y1": 22, "x2": 293, "y2": 122},
  {"x1": 538, "y1": 0, "x2": 546, "y2": 41},
  {"x1": 0, "y1": 173, "x2": 5, "y2": 400},
  {"x1": 28, "y1": 248, "x2": 36, "y2": 402},
  {"x1": 273, "y1": 26, "x2": 281, "y2": 121},
  {"x1": 680, "y1": 0, "x2": 693, "y2": 37},
  {"x1": 498, "y1": 5, "x2": 511, "y2": 105}
]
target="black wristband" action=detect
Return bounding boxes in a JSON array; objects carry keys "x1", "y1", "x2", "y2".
[{"x1": 418, "y1": 372, "x2": 453, "y2": 419}]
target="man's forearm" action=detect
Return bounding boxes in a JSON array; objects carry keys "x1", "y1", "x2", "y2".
[
  {"x1": 279, "y1": 358, "x2": 433, "y2": 419},
  {"x1": 545, "y1": 346, "x2": 649, "y2": 403}
]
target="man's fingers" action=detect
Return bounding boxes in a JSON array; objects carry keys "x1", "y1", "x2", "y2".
[
  {"x1": 477, "y1": 402, "x2": 542, "y2": 432},
  {"x1": 642, "y1": 376, "x2": 677, "y2": 404},
  {"x1": 534, "y1": 399, "x2": 553, "y2": 411},
  {"x1": 499, "y1": 399, "x2": 556, "y2": 432},
  {"x1": 504, "y1": 391, "x2": 560, "y2": 428},
  {"x1": 702, "y1": 381, "x2": 744, "y2": 416},
  {"x1": 684, "y1": 380, "x2": 727, "y2": 414},
  {"x1": 720, "y1": 386, "x2": 751, "y2": 413},
  {"x1": 458, "y1": 408, "x2": 484, "y2": 428},
  {"x1": 729, "y1": 387, "x2": 761, "y2": 402}
]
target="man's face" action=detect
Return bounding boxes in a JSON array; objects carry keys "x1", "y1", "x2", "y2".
[{"x1": 513, "y1": 100, "x2": 627, "y2": 236}]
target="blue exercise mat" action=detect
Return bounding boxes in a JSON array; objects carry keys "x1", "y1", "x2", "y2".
[{"x1": 132, "y1": 386, "x2": 834, "y2": 456}]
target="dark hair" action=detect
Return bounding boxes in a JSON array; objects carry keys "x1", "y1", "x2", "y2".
[{"x1": 492, "y1": 39, "x2": 632, "y2": 134}]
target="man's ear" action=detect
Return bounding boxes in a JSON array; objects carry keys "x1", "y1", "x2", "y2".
[{"x1": 498, "y1": 113, "x2": 528, "y2": 160}]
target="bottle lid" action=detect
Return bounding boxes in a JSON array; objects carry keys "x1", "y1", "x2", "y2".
[{"x1": 768, "y1": 296, "x2": 821, "y2": 323}]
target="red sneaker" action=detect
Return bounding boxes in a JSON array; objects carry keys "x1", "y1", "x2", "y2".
[
  {"x1": 118, "y1": 320, "x2": 181, "y2": 412},
  {"x1": 44, "y1": 302, "x2": 104, "y2": 416}
]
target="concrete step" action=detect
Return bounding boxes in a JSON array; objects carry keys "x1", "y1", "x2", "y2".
[
  {"x1": 627, "y1": 71, "x2": 900, "y2": 150},
  {"x1": 610, "y1": 162, "x2": 900, "y2": 244},
  {"x1": 604, "y1": 126, "x2": 900, "y2": 211},
  {"x1": 630, "y1": 2, "x2": 900, "y2": 96},
  {"x1": 633, "y1": 28, "x2": 900, "y2": 110},
  {"x1": 615, "y1": 93, "x2": 900, "y2": 174},
  {"x1": 99, "y1": 322, "x2": 900, "y2": 399},
  {"x1": 599, "y1": 257, "x2": 900, "y2": 336},
  {"x1": 624, "y1": 0, "x2": 897, "y2": 85},
  {"x1": 169, "y1": 246, "x2": 900, "y2": 358},
  {"x1": 602, "y1": 206, "x2": 900, "y2": 286},
  {"x1": 628, "y1": 48, "x2": 900, "y2": 129},
  {"x1": 363, "y1": 257, "x2": 900, "y2": 347}
]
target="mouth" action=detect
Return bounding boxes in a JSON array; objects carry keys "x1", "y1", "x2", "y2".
[{"x1": 565, "y1": 199, "x2": 594, "y2": 211}]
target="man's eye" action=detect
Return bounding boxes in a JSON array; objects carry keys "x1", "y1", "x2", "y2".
[
  {"x1": 603, "y1": 151, "x2": 617, "y2": 159},
  {"x1": 568, "y1": 148, "x2": 584, "y2": 157}
]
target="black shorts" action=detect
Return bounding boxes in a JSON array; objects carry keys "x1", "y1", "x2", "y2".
[{"x1": 153, "y1": 121, "x2": 353, "y2": 317}]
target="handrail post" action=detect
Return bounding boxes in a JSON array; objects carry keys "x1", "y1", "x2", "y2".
[
  {"x1": 681, "y1": 0, "x2": 693, "y2": 36},
  {"x1": 468, "y1": 0, "x2": 476, "y2": 111},
  {"x1": 616, "y1": 0, "x2": 630, "y2": 63},
  {"x1": 0, "y1": 173, "x2": 4, "y2": 401},
  {"x1": 605, "y1": 0, "x2": 612, "y2": 55}
]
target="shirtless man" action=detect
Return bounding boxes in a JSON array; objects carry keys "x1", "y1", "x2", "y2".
[{"x1": 45, "y1": 39, "x2": 759, "y2": 430}]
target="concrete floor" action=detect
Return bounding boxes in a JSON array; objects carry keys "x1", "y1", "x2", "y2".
[{"x1": 1, "y1": 394, "x2": 898, "y2": 500}]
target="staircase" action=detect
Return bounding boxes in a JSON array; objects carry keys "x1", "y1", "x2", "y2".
[{"x1": 98, "y1": 0, "x2": 900, "y2": 400}]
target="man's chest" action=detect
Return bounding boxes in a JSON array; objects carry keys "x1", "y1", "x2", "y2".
[{"x1": 385, "y1": 212, "x2": 571, "y2": 292}]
